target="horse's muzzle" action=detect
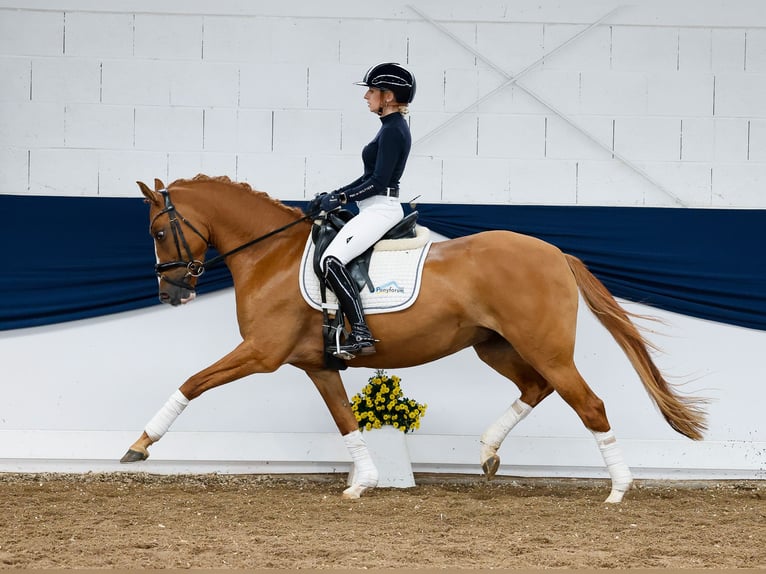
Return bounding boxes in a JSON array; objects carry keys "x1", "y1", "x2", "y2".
[{"x1": 159, "y1": 288, "x2": 196, "y2": 306}]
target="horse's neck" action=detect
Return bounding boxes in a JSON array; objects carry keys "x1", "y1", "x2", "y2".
[{"x1": 190, "y1": 183, "x2": 305, "y2": 267}]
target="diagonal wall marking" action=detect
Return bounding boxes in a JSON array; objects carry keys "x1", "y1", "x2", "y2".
[{"x1": 408, "y1": 5, "x2": 687, "y2": 207}]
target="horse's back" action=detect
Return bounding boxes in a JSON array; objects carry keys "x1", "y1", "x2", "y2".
[{"x1": 419, "y1": 229, "x2": 579, "y2": 330}]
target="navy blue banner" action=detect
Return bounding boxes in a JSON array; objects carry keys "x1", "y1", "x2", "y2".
[{"x1": 2, "y1": 195, "x2": 764, "y2": 331}]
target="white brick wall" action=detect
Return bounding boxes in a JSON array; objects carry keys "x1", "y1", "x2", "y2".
[{"x1": 0, "y1": 0, "x2": 764, "y2": 206}]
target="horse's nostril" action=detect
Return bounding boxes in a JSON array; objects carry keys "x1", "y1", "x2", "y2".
[{"x1": 159, "y1": 292, "x2": 170, "y2": 302}]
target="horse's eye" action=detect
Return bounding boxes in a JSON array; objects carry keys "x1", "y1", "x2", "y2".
[{"x1": 154, "y1": 230, "x2": 165, "y2": 241}]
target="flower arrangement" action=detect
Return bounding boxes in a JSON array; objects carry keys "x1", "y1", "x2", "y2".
[{"x1": 351, "y1": 370, "x2": 427, "y2": 433}]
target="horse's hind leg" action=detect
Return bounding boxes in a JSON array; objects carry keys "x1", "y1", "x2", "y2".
[
  {"x1": 473, "y1": 337, "x2": 554, "y2": 479},
  {"x1": 538, "y1": 360, "x2": 633, "y2": 503},
  {"x1": 476, "y1": 336, "x2": 633, "y2": 503}
]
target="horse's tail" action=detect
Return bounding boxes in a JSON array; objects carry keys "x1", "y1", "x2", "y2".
[{"x1": 565, "y1": 254, "x2": 707, "y2": 440}]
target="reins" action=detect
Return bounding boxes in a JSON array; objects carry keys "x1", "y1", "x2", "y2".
[{"x1": 152, "y1": 188, "x2": 310, "y2": 284}]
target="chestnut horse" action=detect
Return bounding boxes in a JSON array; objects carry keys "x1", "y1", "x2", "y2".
[{"x1": 122, "y1": 175, "x2": 706, "y2": 503}]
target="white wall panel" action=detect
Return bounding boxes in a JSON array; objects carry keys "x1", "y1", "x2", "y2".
[
  {"x1": 576, "y1": 160, "x2": 654, "y2": 206},
  {"x1": 475, "y1": 22, "x2": 545, "y2": 73},
  {"x1": 745, "y1": 29, "x2": 766, "y2": 72},
  {"x1": 338, "y1": 19, "x2": 408, "y2": 66},
  {"x1": 240, "y1": 63, "x2": 307, "y2": 110},
  {"x1": 307, "y1": 64, "x2": 363, "y2": 111},
  {"x1": 204, "y1": 108, "x2": 272, "y2": 153},
  {"x1": 580, "y1": 71, "x2": 647, "y2": 115},
  {"x1": 134, "y1": 14, "x2": 202, "y2": 61},
  {"x1": 29, "y1": 148, "x2": 98, "y2": 196},
  {"x1": 0, "y1": 101, "x2": 63, "y2": 147},
  {"x1": 612, "y1": 26, "x2": 679, "y2": 72},
  {"x1": 237, "y1": 153, "x2": 306, "y2": 199},
  {"x1": 478, "y1": 114, "x2": 546, "y2": 159},
  {"x1": 0, "y1": 57, "x2": 30, "y2": 101},
  {"x1": 442, "y1": 157, "x2": 509, "y2": 203},
  {"x1": 712, "y1": 29, "x2": 746, "y2": 72},
  {"x1": 168, "y1": 152, "x2": 237, "y2": 184},
  {"x1": 101, "y1": 60, "x2": 173, "y2": 106},
  {"x1": 747, "y1": 119, "x2": 766, "y2": 161},
  {"x1": 411, "y1": 112, "x2": 477, "y2": 157},
  {"x1": 340, "y1": 108, "x2": 381, "y2": 154},
  {"x1": 542, "y1": 24, "x2": 611, "y2": 71},
  {"x1": 521, "y1": 70, "x2": 582, "y2": 116},
  {"x1": 135, "y1": 106, "x2": 203, "y2": 151},
  {"x1": 272, "y1": 109, "x2": 340, "y2": 154},
  {"x1": 31, "y1": 58, "x2": 100, "y2": 103},
  {"x1": 545, "y1": 115, "x2": 613, "y2": 161},
  {"x1": 0, "y1": 10, "x2": 62, "y2": 56},
  {"x1": 444, "y1": 67, "x2": 479, "y2": 112},
  {"x1": 407, "y1": 66, "x2": 444, "y2": 112},
  {"x1": 168, "y1": 62, "x2": 240, "y2": 108},
  {"x1": 201, "y1": 16, "x2": 273, "y2": 63},
  {"x1": 712, "y1": 164, "x2": 766, "y2": 207},
  {"x1": 715, "y1": 73, "x2": 766, "y2": 117},
  {"x1": 678, "y1": 28, "x2": 711, "y2": 71},
  {"x1": 614, "y1": 117, "x2": 681, "y2": 161},
  {"x1": 639, "y1": 162, "x2": 712, "y2": 207},
  {"x1": 305, "y1": 154, "x2": 363, "y2": 194},
  {"x1": 65, "y1": 103, "x2": 134, "y2": 149},
  {"x1": 64, "y1": 12, "x2": 133, "y2": 58},
  {"x1": 647, "y1": 72, "x2": 713, "y2": 117},
  {"x1": 271, "y1": 18, "x2": 340, "y2": 65},
  {"x1": 0, "y1": 147, "x2": 27, "y2": 192},
  {"x1": 509, "y1": 159, "x2": 577, "y2": 205},
  {"x1": 400, "y1": 155, "x2": 442, "y2": 203},
  {"x1": 98, "y1": 150, "x2": 168, "y2": 196},
  {"x1": 407, "y1": 20, "x2": 476, "y2": 68}
]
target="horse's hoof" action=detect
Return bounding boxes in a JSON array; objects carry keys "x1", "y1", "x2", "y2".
[
  {"x1": 342, "y1": 483, "x2": 374, "y2": 499},
  {"x1": 604, "y1": 489, "x2": 627, "y2": 503},
  {"x1": 120, "y1": 448, "x2": 149, "y2": 463},
  {"x1": 481, "y1": 455, "x2": 500, "y2": 480}
]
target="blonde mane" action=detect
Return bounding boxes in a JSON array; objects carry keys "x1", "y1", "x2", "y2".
[{"x1": 169, "y1": 174, "x2": 304, "y2": 217}]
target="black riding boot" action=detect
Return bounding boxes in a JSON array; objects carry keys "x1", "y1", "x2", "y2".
[{"x1": 323, "y1": 257, "x2": 377, "y2": 358}]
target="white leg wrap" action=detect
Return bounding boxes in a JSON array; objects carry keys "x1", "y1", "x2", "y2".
[
  {"x1": 593, "y1": 429, "x2": 633, "y2": 503},
  {"x1": 145, "y1": 389, "x2": 189, "y2": 442},
  {"x1": 342, "y1": 430, "x2": 379, "y2": 499},
  {"x1": 480, "y1": 399, "x2": 532, "y2": 463}
]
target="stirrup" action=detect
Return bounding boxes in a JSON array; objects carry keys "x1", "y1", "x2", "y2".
[{"x1": 329, "y1": 330, "x2": 377, "y2": 360}]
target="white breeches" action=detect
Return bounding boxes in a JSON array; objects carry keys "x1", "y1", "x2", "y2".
[{"x1": 320, "y1": 195, "x2": 403, "y2": 267}]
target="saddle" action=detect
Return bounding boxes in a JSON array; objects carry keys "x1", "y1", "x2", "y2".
[
  {"x1": 310, "y1": 209, "x2": 419, "y2": 370},
  {"x1": 311, "y1": 209, "x2": 419, "y2": 292}
]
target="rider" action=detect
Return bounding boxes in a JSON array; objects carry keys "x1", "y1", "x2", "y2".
[{"x1": 308, "y1": 62, "x2": 416, "y2": 358}]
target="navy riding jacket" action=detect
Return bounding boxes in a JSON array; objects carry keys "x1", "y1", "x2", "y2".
[{"x1": 335, "y1": 112, "x2": 411, "y2": 202}]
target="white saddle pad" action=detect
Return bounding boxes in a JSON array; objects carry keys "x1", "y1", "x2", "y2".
[{"x1": 299, "y1": 225, "x2": 432, "y2": 315}]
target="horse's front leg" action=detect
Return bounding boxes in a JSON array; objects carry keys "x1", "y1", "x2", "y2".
[
  {"x1": 305, "y1": 369, "x2": 378, "y2": 499},
  {"x1": 120, "y1": 341, "x2": 267, "y2": 463}
]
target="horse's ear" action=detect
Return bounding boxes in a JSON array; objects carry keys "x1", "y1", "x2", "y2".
[
  {"x1": 154, "y1": 178, "x2": 166, "y2": 191},
  {"x1": 137, "y1": 180, "x2": 162, "y2": 206}
]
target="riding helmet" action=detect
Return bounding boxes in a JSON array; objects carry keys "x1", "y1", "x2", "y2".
[{"x1": 355, "y1": 62, "x2": 416, "y2": 104}]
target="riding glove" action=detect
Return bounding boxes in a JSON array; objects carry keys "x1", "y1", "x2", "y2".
[
  {"x1": 305, "y1": 193, "x2": 326, "y2": 217},
  {"x1": 319, "y1": 192, "x2": 345, "y2": 213}
]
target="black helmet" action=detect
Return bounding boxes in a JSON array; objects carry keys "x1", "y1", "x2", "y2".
[{"x1": 355, "y1": 62, "x2": 416, "y2": 104}]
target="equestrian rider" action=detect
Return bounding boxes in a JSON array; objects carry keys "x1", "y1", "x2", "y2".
[{"x1": 308, "y1": 62, "x2": 416, "y2": 358}]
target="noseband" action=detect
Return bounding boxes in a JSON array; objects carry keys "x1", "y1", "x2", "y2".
[
  {"x1": 151, "y1": 188, "x2": 310, "y2": 290},
  {"x1": 151, "y1": 188, "x2": 209, "y2": 290}
]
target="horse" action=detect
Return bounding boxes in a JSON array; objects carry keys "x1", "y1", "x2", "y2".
[{"x1": 122, "y1": 174, "x2": 707, "y2": 503}]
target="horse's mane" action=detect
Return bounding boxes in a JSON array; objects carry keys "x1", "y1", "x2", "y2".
[{"x1": 170, "y1": 174, "x2": 304, "y2": 217}]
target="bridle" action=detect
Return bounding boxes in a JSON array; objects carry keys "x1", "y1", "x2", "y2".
[{"x1": 150, "y1": 188, "x2": 310, "y2": 290}]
